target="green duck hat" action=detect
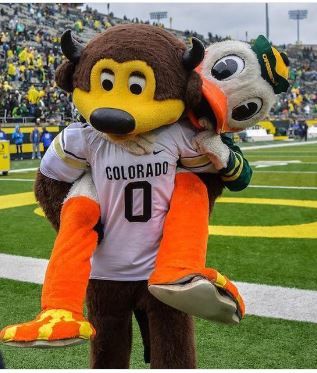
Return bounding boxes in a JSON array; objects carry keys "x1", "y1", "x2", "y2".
[{"x1": 251, "y1": 35, "x2": 290, "y2": 94}]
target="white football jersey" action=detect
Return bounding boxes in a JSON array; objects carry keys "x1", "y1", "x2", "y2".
[{"x1": 40, "y1": 121, "x2": 216, "y2": 281}]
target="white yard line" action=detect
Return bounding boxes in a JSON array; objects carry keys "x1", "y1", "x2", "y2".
[
  {"x1": 250, "y1": 160, "x2": 302, "y2": 169},
  {"x1": 249, "y1": 185, "x2": 317, "y2": 190},
  {"x1": 254, "y1": 171, "x2": 317, "y2": 174},
  {"x1": 249, "y1": 160, "x2": 317, "y2": 169},
  {"x1": 247, "y1": 155, "x2": 316, "y2": 158},
  {"x1": 9, "y1": 168, "x2": 38, "y2": 173},
  {"x1": 0, "y1": 254, "x2": 47, "y2": 285},
  {"x1": 0, "y1": 178, "x2": 34, "y2": 181},
  {"x1": 247, "y1": 150, "x2": 317, "y2": 153},
  {"x1": 235, "y1": 281, "x2": 317, "y2": 324},
  {"x1": 241, "y1": 140, "x2": 317, "y2": 151},
  {"x1": 0, "y1": 253, "x2": 316, "y2": 324}
]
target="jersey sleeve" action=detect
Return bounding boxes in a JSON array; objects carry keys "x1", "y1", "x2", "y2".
[
  {"x1": 218, "y1": 135, "x2": 253, "y2": 191},
  {"x1": 175, "y1": 122, "x2": 217, "y2": 173},
  {"x1": 40, "y1": 122, "x2": 92, "y2": 183}
]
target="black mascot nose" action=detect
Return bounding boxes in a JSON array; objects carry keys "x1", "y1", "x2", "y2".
[{"x1": 90, "y1": 108, "x2": 135, "y2": 134}]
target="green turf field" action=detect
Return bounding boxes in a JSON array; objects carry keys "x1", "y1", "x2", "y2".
[{"x1": 0, "y1": 141, "x2": 317, "y2": 368}]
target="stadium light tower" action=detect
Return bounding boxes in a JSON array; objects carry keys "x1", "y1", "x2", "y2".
[
  {"x1": 289, "y1": 9, "x2": 308, "y2": 44},
  {"x1": 150, "y1": 11, "x2": 168, "y2": 25},
  {"x1": 265, "y1": 3, "x2": 269, "y2": 39}
]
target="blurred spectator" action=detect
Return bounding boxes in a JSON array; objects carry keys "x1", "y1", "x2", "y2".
[
  {"x1": 41, "y1": 126, "x2": 53, "y2": 153},
  {"x1": 0, "y1": 124, "x2": 7, "y2": 140},
  {"x1": 300, "y1": 119, "x2": 308, "y2": 141},
  {"x1": 27, "y1": 85, "x2": 41, "y2": 105},
  {"x1": 30, "y1": 119, "x2": 42, "y2": 159},
  {"x1": 7, "y1": 61, "x2": 17, "y2": 81},
  {"x1": 2, "y1": 81, "x2": 12, "y2": 91},
  {"x1": 74, "y1": 19, "x2": 83, "y2": 33},
  {"x1": 12, "y1": 124, "x2": 24, "y2": 160}
]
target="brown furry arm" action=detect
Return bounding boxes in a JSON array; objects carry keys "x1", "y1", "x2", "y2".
[
  {"x1": 34, "y1": 170, "x2": 73, "y2": 231},
  {"x1": 196, "y1": 173, "x2": 225, "y2": 213}
]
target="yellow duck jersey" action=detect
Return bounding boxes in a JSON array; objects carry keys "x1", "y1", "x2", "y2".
[{"x1": 40, "y1": 121, "x2": 216, "y2": 281}]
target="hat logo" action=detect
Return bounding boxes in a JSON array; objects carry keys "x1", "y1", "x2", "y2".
[{"x1": 262, "y1": 53, "x2": 276, "y2": 85}]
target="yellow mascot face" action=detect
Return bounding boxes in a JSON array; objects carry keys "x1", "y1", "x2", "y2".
[
  {"x1": 73, "y1": 58, "x2": 185, "y2": 141},
  {"x1": 57, "y1": 25, "x2": 205, "y2": 141}
]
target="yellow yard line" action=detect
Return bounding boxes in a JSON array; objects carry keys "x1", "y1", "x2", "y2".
[
  {"x1": 34, "y1": 207, "x2": 45, "y2": 217},
  {"x1": 0, "y1": 192, "x2": 36, "y2": 210},
  {"x1": 217, "y1": 197, "x2": 317, "y2": 209},
  {"x1": 8, "y1": 195, "x2": 316, "y2": 210},
  {"x1": 210, "y1": 197, "x2": 317, "y2": 239},
  {"x1": 209, "y1": 222, "x2": 317, "y2": 239},
  {"x1": 2, "y1": 192, "x2": 317, "y2": 239}
]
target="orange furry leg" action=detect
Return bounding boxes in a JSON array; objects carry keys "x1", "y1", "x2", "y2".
[
  {"x1": 149, "y1": 172, "x2": 209, "y2": 285},
  {"x1": 149, "y1": 172, "x2": 245, "y2": 319},
  {"x1": 42, "y1": 196, "x2": 100, "y2": 314},
  {"x1": 0, "y1": 196, "x2": 100, "y2": 346}
]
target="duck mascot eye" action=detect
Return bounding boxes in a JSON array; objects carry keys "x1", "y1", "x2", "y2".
[{"x1": 190, "y1": 35, "x2": 290, "y2": 132}]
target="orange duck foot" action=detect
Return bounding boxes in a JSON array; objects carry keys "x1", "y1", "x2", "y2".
[
  {"x1": 149, "y1": 275, "x2": 245, "y2": 324},
  {"x1": 0, "y1": 309, "x2": 95, "y2": 348}
]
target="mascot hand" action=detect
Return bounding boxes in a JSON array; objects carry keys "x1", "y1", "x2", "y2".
[
  {"x1": 192, "y1": 129, "x2": 230, "y2": 171},
  {"x1": 0, "y1": 309, "x2": 95, "y2": 347}
]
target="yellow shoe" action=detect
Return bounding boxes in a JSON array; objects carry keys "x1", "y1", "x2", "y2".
[{"x1": 0, "y1": 309, "x2": 95, "y2": 348}]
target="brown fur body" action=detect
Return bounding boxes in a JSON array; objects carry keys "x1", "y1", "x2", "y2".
[
  {"x1": 36, "y1": 25, "x2": 223, "y2": 368},
  {"x1": 87, "y1": 279, "x2": 196, "y2": 368}
]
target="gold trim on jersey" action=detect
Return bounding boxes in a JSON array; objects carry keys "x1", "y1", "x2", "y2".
[
  {"x1": 53, "y1": 133, "x2": 87, "y2": 170},
  {"x1": 223, "y1": 153, "x2": 240, "y2": 177},
  {"x1": 221, "y1": 153, "x2": 244, "y2": 181},
  {"x1": 180, "y1": 154, "x2": 210, "y2": 169}
]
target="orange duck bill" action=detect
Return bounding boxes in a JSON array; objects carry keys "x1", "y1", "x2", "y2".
[{"x1": 188, "y1": 66, "x2": 231, "y2": 134}]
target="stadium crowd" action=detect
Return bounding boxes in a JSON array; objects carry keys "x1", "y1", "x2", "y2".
[
  {"x1": 270, "y1": 46, "x2": 317, "y2": 120},
  {"x1": 0, "y1": 3, "x2": 201, "y2": 124},
  {"x1": 0, "y1": 3, "x2": 75, "y2": 123},
  {"x1": 0, "y1": 2, "x2": 317, "y2": 126}
]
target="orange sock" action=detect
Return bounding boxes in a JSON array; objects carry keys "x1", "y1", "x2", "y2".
[
  {"x1": 149, "y1": 172, "x2": 211, "y2": 285},
  {"x1": 41, "y1": 196, "x2": 101, "y2": 314}
]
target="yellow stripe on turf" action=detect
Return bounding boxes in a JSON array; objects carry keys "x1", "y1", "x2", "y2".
[
  {"x1": 209, "y1": 221, "x2": 317, "y2": 239},
  {"x1": 34, "y1": 207, "x2": 45, "y2": 217},
  {"x1": 0, "y1": 192, "x2": 36, "y2": 210},
  {"x1": 217, "y1": 197, "x2": 317, "y2": 209},
  {"x1": 2, "y1": 193, "x2": 316, "y2": 210},
  {"x1": 209, "y1": 197, "x2": 317, "y2": 239},
  {"x1": 1, "y1": 192, "x2": 317, "y2": 239}
]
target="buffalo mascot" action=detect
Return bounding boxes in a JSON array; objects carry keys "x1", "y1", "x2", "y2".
[{"x1": 1, "y1": 25, "x2": 289, "y2": 369}]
